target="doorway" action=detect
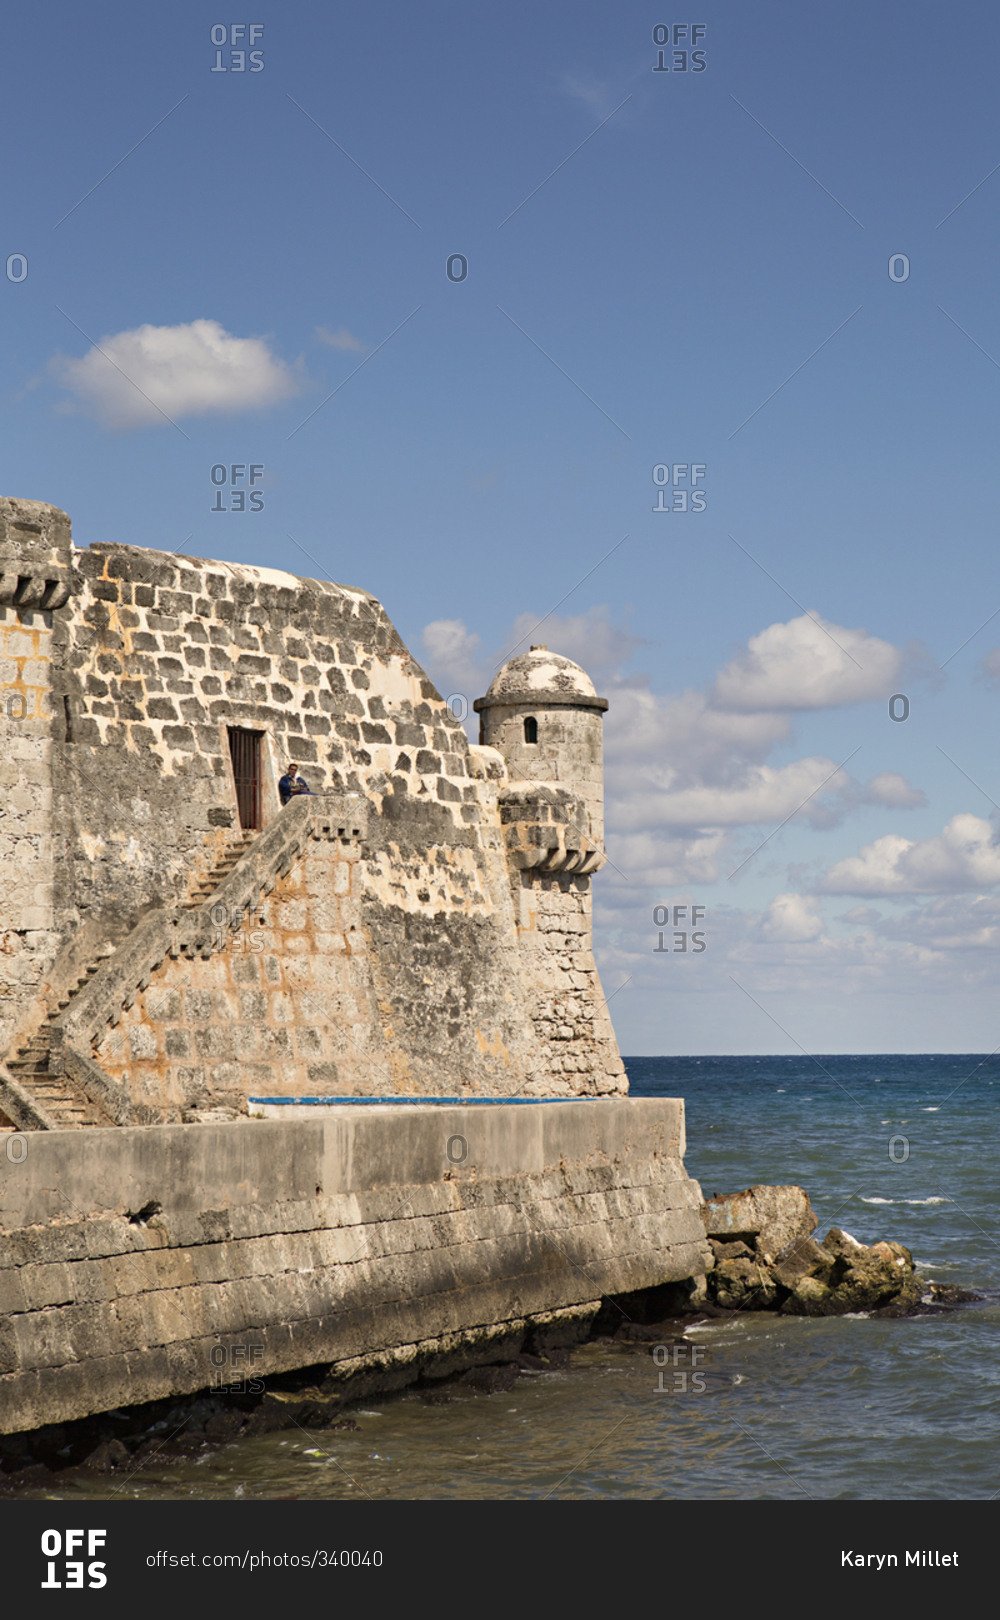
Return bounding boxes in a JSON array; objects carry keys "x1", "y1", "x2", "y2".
[{"x1": 227, "y1": 727, "x2": 264, "y2": 830}]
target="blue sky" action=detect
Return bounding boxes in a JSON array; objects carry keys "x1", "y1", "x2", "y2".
[{"x1": 5, "y1": 1, "x2": 1000, "y2": 1053}]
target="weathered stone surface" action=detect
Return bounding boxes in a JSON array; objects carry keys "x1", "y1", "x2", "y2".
[
  {"x1": 0, "y1": 1100, "x2": 710, "y2": 1435},
  {"x1": 770, "y1": 1236, "x2": 834, "y2": 1291},
  {"x1": 1, "y1": 504, "x2": 625, "y2": 1111},
  {"x1": 702, "y1": 1184, "x2": 817, "y2": 1261},
  {"x1": 712, "y1": 1255, "x2": 780, "y2": 1310},
  {"x1": 701, "y1": 1191, "x2": 953, "y2": 1319},
  {"x1": 708, "y1": 1237, "x2": 754, "y2": 1261}
]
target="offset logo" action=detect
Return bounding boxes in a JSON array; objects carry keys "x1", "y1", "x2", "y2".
[
  {"x1": 210, "y1": 24, "x2": 264, "y2": 71},
  {"x1": 41, "y1": 1529, "x2": 108, "y2": 1589}
]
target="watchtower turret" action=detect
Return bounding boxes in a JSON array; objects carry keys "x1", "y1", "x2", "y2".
[{"x1": 473, "y1": 645, "x2": 608, "y2": 849}]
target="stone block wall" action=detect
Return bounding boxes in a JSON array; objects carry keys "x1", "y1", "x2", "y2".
[
  {"x1": 0, "y1": 498, "x2": 74, "y2": 1059},
  {"x1": 1, "y1": 503, "x2": 627, "y2": 1104},
  {"x1": 93, "y1": 819, "x2": 550, "y2": 1111},
  {"x1": 514, "y1": 873, "x2": 627, "y2": 1095},
  {"x1": 0, "y1": 615, "x2": 59, "y2": 1060},
  {"x1": 0, "y1": 1100, "x2": 712, "y2": 1434},
  {"x1": 94, "y1": 835, "x2": 378, "y2": 1113}
]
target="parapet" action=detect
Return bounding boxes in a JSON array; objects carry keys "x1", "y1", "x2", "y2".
[
  {"x1": 499, "y1": 782, "x2": 605, "y2": 874},
  {"x1": 0, "y1": 498, "x2": 75, "y2": 610}
]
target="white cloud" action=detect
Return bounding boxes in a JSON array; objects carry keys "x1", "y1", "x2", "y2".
[
  {"x1": 503, "y1": 606, "x2": 643, "y2": 686},
  {"x1": 559, "y1": 72, "x2": 619, "y2": 120},
  {"x1": 820, "y1": 814, "x2": 1000, "y2": 896},
  {"x1": 419, "y1": 619, "x2": 483, "y2": 696},
  {"x1": 712, "y1": 613, "x2": 903, "y2": 711},
  {"x1": 761, "y1": 892, "x2": 824, "y2": 942},
  {"x1": 978, "y1": 646, "x2": 1000, "y2": 687},
  {"x1": 420, "y1": 606, "x2": 922, "y2": 890},
  {"x1": 604, "y1": 827, "x2": 729, "y2": 890},
  {"x1": 837, "y1": 904, "x2": 884, "y2": 925},
  {"x1": 315, "y1": 325, "x2": 367, "y2": 352},
  {"x1": 51, "y1": 318, "x2": 301, "y2": 430},
  {"x1": 862, "y1": 771, "x2": 926, "y2": 809}
]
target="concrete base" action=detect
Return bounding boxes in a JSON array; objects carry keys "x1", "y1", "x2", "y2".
[{"x1": 0, "y1": 1098, "x2": 711, "y2": 1435}]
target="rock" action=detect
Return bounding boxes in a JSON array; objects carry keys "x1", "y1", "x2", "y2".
[
  {"x1": 708, "y1": 1238, "x2": 755, "y2": 1262},
  {"x1": 780, "y1": 1234, "x2": 919, "y2": 1315},
  {"x1": 821, "y1": 1227, "x2": 866, "y2": 1260},
  {"x1": 830, "y1": 1241, "x2": 915, "y2": 1313},
  {"x1": 700, "y1": 1187, "x2": 975, "y2": 1320},
  {"x1": 713, "y1": 1255, "x2": 780, "y2": 1310},
  {"x1": 702, "y1": 1185, "x2": 818, "y2": 1262},
  {"x1": 785, "y1": 1276, "x2": 836, "y2": 1314},
  {"x1": 771, "y1": 1236, "x2": 834, "y2": 1291},
  {"x1": 457, "y1": 1361, "x2": 520, "y2": 1394},
  {"x1": 81, "y1": 1438, "x2": 130, "y2": 1473},
  {"x1": 925, "y1": 1283, "x2": 981, "y2": 1305},
  {"x1": 204, "y1": 1410, "x2": 244, "y2": 1441}
]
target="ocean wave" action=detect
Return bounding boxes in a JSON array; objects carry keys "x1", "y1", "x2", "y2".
[{"x1": 859, "y1": 1195, "x2": 950, "y2": 1206}]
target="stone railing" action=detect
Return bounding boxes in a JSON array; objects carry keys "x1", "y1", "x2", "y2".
[{"x1": 45, "y1": 795, "x2": 368, "y2": 1106}]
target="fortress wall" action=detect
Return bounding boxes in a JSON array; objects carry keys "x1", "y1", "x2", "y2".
[
  {"x1": 58, "y1": 542, "x2": 487, "y2": 929},
  {"x1": 56, "y1": 544, "x2": 563, "y2": 1096},
  {"x1": 0, "y1": 611, "x2": 60, "y2": 1059},
  {"x1": 0, "y1": 1100, "x2": 712, "y2": 1435},
  {"x1": 0, "y1": 501, "x2": 75, "y2": 1057},
  {"x1": 514, "y1": 873, "x2": 626, "y2": 1093},
  {"x1": 94, "y1": 835, "x2": 381, "y2": 1113},
  {"x1": 94, "y1": 815, "x2": 545, "y2": 1113},
  {"x1": 2, "y1": 511, "x2": 627, "y2": 1103}
]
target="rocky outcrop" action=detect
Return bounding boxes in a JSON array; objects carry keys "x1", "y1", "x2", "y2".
[{"x1": 702, "y1": 1187, "x2": 978, "y2": 1317}]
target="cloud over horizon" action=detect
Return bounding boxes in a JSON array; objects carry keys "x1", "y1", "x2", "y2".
[{"x1": 820, "y1": 814, "x2": 1000, "y2": 896}]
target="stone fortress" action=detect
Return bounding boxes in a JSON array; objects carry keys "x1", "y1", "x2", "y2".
[
  {"x1": 0, "y1": 496, "x2": 627, "y2": 1128},
  {"x1": 0, "y1": 496, "x2": 717, "y2": 1442}
]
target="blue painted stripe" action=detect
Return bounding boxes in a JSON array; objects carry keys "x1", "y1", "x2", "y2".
[{"x1": 246, "y1": 1095, "x2": 598, "y2": 1106}]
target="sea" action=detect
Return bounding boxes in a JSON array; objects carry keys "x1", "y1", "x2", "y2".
[{"x1": 32, "y1": 1056, "x2": 1000, "y2": 1501}]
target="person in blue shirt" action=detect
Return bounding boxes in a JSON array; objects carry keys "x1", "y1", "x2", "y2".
[{"x1": 278, "y1": 761, "x2": 311, "y2": 806}]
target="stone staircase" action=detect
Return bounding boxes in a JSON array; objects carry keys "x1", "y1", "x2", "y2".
[
  {"x1": 3, "y1": 956, "x2": 116, "y2": 1128},
  {"x1": 1, "y1": 805, "x2": 360, "y2": 1130},
  {"x1": 1, "y1": 835, "x2": 256, "y2": 1130},
  {"x1": 182, "y1": 831, "x2": 256, "y2": 910}
]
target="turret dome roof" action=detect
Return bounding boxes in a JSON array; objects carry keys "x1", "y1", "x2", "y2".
[{"x1": 473, "y1": 644, "x2": 608, "y2": 712}]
